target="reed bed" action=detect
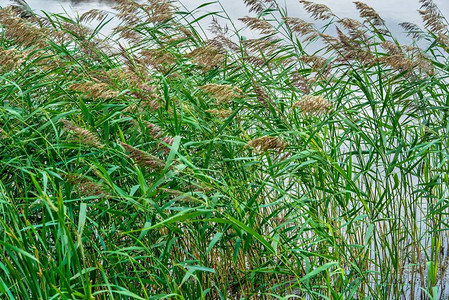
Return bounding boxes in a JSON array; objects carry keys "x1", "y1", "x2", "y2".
[{"x1": 0, "y1": 0, "x2": 448, "y2": 298}]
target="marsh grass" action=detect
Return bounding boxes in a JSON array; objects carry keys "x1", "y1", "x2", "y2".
[{"x1": 0, "y1": 0, "x2": 449, "y2": 298}]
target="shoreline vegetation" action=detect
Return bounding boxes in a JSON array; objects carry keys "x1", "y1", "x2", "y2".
[{"x1": 1, "y1": 0, "x2": 449, "y2": 298}]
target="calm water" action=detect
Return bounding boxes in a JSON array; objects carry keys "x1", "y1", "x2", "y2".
[{"x1": 1, "y1": 0, "x2": 449, "y2": 41}]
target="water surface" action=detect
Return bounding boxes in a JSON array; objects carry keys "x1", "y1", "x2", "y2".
[{"x1": 1, "y1": 0, "x2": 449, "y2": 39}]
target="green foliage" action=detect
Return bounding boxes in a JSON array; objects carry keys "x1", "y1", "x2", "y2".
[{"x1": 0, "y1": 0, "x2": 449, "y2": 298}]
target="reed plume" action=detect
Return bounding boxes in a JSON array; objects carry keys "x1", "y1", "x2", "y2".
[
  {"x1": 399, "y1": 22, "x2": 424, "y2": 39},
  {"x1": 113, "y1": 0, "x2": 140, "y2": 20},
  {"x1": 243, "y1": 0, "x2": 275, "y2": 13},
  {"x1": 124, "y1": 99, "x2": 161, "y2": 114},
  {"x1": 338, "y1": 18, "x2": 362, "y2": 31},
  {"x1": 419, "y1": 0, "x2": 448, "y2": 34},
  {"x1": 300, "y1": 55, "x2": 329, "y2": 73},
  {"x1": 200, "y1": 84, "x2": 242, "y2": 105},
  {"x1": 380, "y1": 42, "x2": 434, "y2": 75},
  {"x1": 251, "y1": 80, "x2": 270, "y2": 108},
  {"x1": 160, "y1": 188, "x2": 197, "y2": 203},
  {"x1": 290, "y1": 73, "x2": 311, "y2": 94},
  {"x1": 243, "y1": 55, "x2": 267, "y2": 67},
  {"x1": 239, "y1": 16, "x2": 274, "y2": 35},
  {"x1": 186, "y1": 44, "x2": 225, "y2": 70},
  {"x1": 333, "y1": 27, "x2": 375, "y2": 66},
  {"x1": 60, "y1": 119, "x2": 104, "y2": 148},
  {"x1": 293, "y1": 94, "x2": 331, "y2": 115},
  {"x1": 283, "y1": 17, "x2": 314, "y2": 36},
  {"x1": 69, "y1": 82, "x2": 119, "y2": 100},
  {"x1": 140, "y1": 48, "x2": 176, "y2": 73},
  {"x1": 242, "y1": 37, "x2": 279, "y2": 55},
  {"x1": 119, "y1": 142, "x2": 165, "y2": 170},
  {"x1": 354, "y1": 1, "x2": 384, "y2": 27},
  {"x1": 0, "y1": 7, "x2": 48, "y2": 48},
  {"x1": 209, "y1": 17, "x2": 241, "y2": 52},
  {"x1": 9, "y1": 0, "x2": 36, "y2": 20},
  {"x1": 80, "y1": 9, "x2": 107, "y2": 23},
  {"x1": 144, "y1": 0, "x2": 175, "y2": 24},
  {"x1": 66, "y1": 174, "x2": 108, "y2": 198},
  {"x1": 0, "y1": 48, "x2": 26, "y2": 72},
  {"x1": 245, "y1": 136, "x2": 287, "y2": 153},
  {"x1": 142, "y1": 121, "x2": 174, "y2": 153},
  {"x1": 299, "y1": 0, "x2": 333, "y2": 20},
  {"x1": 205, "y1": 109, "x2": 233, "y2": 118}
]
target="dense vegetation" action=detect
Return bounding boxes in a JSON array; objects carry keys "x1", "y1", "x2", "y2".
[{"x1": 1, "y1": 0, "x2": 449, "y2": 298}]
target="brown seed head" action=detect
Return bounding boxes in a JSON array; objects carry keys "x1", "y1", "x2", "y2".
[
  {"x1": 60, "y1": 119, "x2": 104, "y2": 148},
  {"x1": 205, "y1": 109, "x2": 233, "y2": 118},
  {"x1": 243, "y1": 0, "x2": 275, "y2": 13},
  {"x1": 245, "y1": 136, "x2": 287, "y2": 153},
  {"x1": 418, "y1": 0, "x2": 447, "y2": 34},
  {"x1": 119, "y1": 142, "x2": 165, "y2": 170},
  {"x1": 160, "y1": 188, "x2": 197, "y2": 203},
  {"x1": 399, "y1": 22, "x2": 424, "y2": 39},
  {"x1": 69, "y1": 82, "x2": 119, "y2": 100},
  {"x1": 0, "y1": 48, "x2": 26, "y2": 72},
  {"x1": 300, "y1": 55, "x2": 329, "y2": 72},
  {"x1": 293, "y1": 95, "x2": 331, "y2": 115},
  {"x1": 186, "y1": 44, "x2": 225, "y2": 70},
  {"x1": 80, "y1": 9, "x2": 107, "y2": 23},
  {"x1": 66, "y1": 174, "x2": 108, "y2": 198},
  {"x1": 242, "y1": 37, "x2": 279, "y2": 55},
  {"x1": 353, "y1": 2, "x2": 384, "y2": 26},
  {"x1": 142, "y1": 121, "x2": 174, "y2": 153},
  {"x1": 200, "y1": 84, "x2": 242, "y2": 104},
  {"x1": 283, "y1": 17, "x2": 314, "y2": 36},
  {"x1": 145, "y1": 0, "x2": 176, "y2": 24},
  {"x1": 140, "y1": 48, "x2": 176, "y2": 72},
  {"x1": 299, "y1": 0, "x2": 334, "y2": 20},
  {"x1": 290, "y1": 73, "x2": 311, "y2": 94},
  {"x1": 338, "y1": 18, "x2": 362, "y2": 30},
  {"x1": 239, "y1": 16, "x2": 274, "y2": 35},
  {"x1": 381, "y1": 41, "x2": 402, "y2": 55},
  {"x1": 0, "y1": 7, "x2": 48, "y2": 48}
]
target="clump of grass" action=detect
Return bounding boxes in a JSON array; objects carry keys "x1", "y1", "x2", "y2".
[{"x1": 0, "y1": 0, "x2": 449, "y2": 299}]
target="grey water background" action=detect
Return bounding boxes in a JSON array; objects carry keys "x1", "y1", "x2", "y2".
[{"x1": 1, "y1": 0, "x2": 449, "y2": 44}]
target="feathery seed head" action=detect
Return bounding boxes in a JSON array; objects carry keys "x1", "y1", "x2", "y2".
[
  {"x1": 245, "y1": 136, "x2": 287, "y2": 153},
  {"x1": 399, "y1": 22, "x2": 424, "y2": 39},
  {"x1": 80, "y1": 9, "x2": 107, "y2": 23},
  {"x1": 142, "y1": 121, "x2": 174, "y2": 153},
  {"x1": 145, "y1": 0, "x2": 176, "y2": 24},
  {"x1": 300, "y1": 55, "x2": 329, "y2": 72},
  {"x1": 242, "y1": 37, "x2": 279, "y2": 55},
  {"x1": 60, "y1": 119, "x2": 104, "y2": 148},
  {"x1": 200, "y1": 84, "x2": 242, "y2": 104},
  {"x1": 69, "y1": 82, "x2": 119, "y2": 100},
  {"x1": 119, "y1": 142, "x2": 165, "y2": 170},
  {"x1": 353, "y1": 2, "x2": 384, "y2": 26},
  {"x1": 186, "y1": 44, "x2": 225, "y2": 70},
  {"x1": 0, "y1": 7, "x2": 48, "y2": 48},
  {"x1": 0, "y1": 48, "x2": 26, "y2": 72},
  {"x1": 140, "y1": 49, "x2": 176, "y2": 72},
  {"x1": 283, "y1": 17, "x2": 314, "y2": 36},
  {"x1": 293, "y1": 95, "x2": 331, "y2": 115},
  {"x1": 239, "y1": 16, "x2": 274, "y2": 35},
  {"x1": 243, "y1": 0, "x2": 275, "y2": 13},
  {"x1": 66, "y1": 174, "x2": 108, "y2": 198},
  {"x1": 299, "y1": 0, "x2": 334, "y2": 20},
  {"x1": 205, "y1": 109, "x2": 233, "y2": 118}
]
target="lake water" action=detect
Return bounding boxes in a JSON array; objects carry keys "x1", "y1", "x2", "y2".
[{"x1": 1, "y1": 0, "x2": 449, "y2": 43}]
